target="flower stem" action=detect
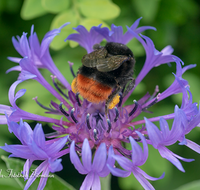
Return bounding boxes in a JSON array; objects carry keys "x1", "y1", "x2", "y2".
[{"x1": 100, "y1": 174, "x2": 111, "y2": 190}]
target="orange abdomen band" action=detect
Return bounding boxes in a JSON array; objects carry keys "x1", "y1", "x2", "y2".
[{"x1": 76, "y1": 74, "x2": 112, "y2": 103}]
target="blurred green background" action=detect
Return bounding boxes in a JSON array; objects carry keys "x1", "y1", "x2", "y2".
[{"x1": 0, "y1": 0, "x2": 200, "y2": 189}]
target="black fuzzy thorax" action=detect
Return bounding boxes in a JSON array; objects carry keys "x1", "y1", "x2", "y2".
[
  {"x1": 78, "y1": 57, "x2": 135, "y2": 89},
  {"x1": 105, "y1": 42, "x2": 134, "y2": 57}
]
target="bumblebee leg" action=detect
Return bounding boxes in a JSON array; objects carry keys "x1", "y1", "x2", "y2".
[
  {"x1": 123, "y1": 78, "x2": 135, "y2": 97},
  {"x1": 105, "y1": 85, "x2": 121, "y2": 116}
]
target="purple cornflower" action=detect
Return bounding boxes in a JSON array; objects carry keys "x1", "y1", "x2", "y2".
[
  {"x1": 70, "y1": 138, "x2": 114, "y2": 190},
  {"x1": 0, "y1": 115, "x2": 68, "y2": 190},
  {"x1": 1, "y1": 17, "x2": 200, "y2": 190},
  {"x1": 108, "y1": 131, "x2": 165, "y2": 190}
]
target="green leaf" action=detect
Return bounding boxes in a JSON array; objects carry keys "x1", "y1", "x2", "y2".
[
  {"x1": 50, "y1": 10, "x2": 79, "y2": 50},
  {"x1": 1, "y1": 156, "x2": 76, "y2": 190},
  {"x1": 132, "y1": 0, "x2": 160, "y2": 23},
  {"x1": 20, "y1": 0, "x2": 47, "y2": 20},
  {"x1": 69, "y1": 40, "x2": 79, "y2": 48},
  {"x1": 175, "y1": 180, "x2": 200, "y2": 190},
  {"x1": 78, "y1": 0, "x2": 120, "y2": 20},
  {"x1": 41, "y1": 0, "x2": 71, "y2": 13},
  {"x1": 0, "y1": 163, "x2": 22, "y2": 190},
  {"x1": 80, "y1": 18, "x2": 109, "y2": 30},
  {"x1": 1, "y1": 156, "x2": 28, "y2": 189}
]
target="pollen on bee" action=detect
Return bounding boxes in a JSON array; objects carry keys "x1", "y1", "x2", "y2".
[
  {"x1": 71, "y1": 77, "x2": 78, "y2": 93},
  {"x1": 108, "y1": 94, "x2": 120, "y2": 109},
  {"x1": 76, "y1": 74, "x2": 112, "y2": 103}
]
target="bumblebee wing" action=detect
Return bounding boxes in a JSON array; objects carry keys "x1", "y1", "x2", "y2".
[
  {"x1": 81, "y1": 48, "x2": 107, "y2": 68},
  {"x1": 96, "y1": 55, "x2": 130, "y2": 72}
]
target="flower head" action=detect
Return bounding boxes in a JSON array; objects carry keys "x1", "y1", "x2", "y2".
[
  {"x1": 70, "y1": 138, "x2": 114, "y2": 190},
  {"x1": 108, "y1": 131, "x2": 165, "y2": 190},
  {"x1": 0, "y1": 116, "x2": 68, "y2": 189},
  {"x1": 1, "y1": 18, "x2": 200, "y2": 190}
]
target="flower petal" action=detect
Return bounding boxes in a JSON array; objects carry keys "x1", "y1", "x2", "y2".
[
  {"x1": 184, "y1": 139, "x2": 200, "y2": 154},
  {"x1": 159, "y1": 117, "x2": 170, "y2": 139},
  {"x1": 107, "y1": 164, "x2": 131, "y2": 177},
  {"x1": 112, "y1": 154, "x2": 132, "y2": 171},
  {"x1": 91, "y1": 173, "x2": 101, "y2": 190},
  {"x1": 145, "y1": 117, "x2": 163, "y2": 147},
  {"x1": 37, "y1": 166, "x2": 49, "y2": 190},
  {"x1": 136, "y1": 167, "x2": 165, "y2": 181},
  {"x1": 24, "y1": 161, "x2": 47, "y2": 190},
  {"x1": 98, "y1": 146, "x2": 115, "y2": 177},
  {"x1": 82, "y1": 139, "x2": 92, "y2": 172},
  {"x1": 48, "y1": 158, "x2": 63, "y2": 173},
  {"x1": 92, "y1": 143, "x2": 107, "y2": 172},
  {"x1": 46, "y1": 136, "x2": 68, "y2": 156},
  {"x1": 33, "y1": 123, "x2": 45, "y2": 148},
  {"x1": 70, "y1": 141, "x2": 87, "y2": 174},
  {"x1": 158, "y1": 146, "x2": 185, "y2": 172},
  {"x1": 80, "y1": 172, "x2": 94, "y2": 190},
  {"x1": 132, "y1": 169, "x2": 156, "y2": 190}
]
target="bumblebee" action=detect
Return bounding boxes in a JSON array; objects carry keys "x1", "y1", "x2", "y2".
[{"x1": 71, "y1": 42, "x2": 135, "y2": 114}]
